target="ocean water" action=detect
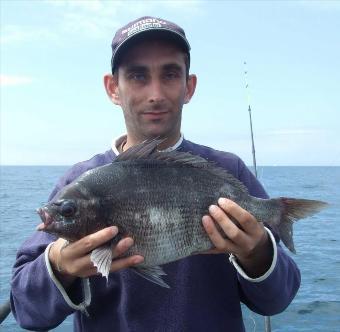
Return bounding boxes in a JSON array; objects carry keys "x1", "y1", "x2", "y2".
[{"x1": 0, "y1": 166, "x2": 339, "y2": 331}]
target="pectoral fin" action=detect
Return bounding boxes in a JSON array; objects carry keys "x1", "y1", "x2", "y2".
[
  {"x1": 90, "y1": 244, "x2": 113, "y2": 281},
  {"x1": 131, "y1": 265, "x2": 170, "y2": 288}
]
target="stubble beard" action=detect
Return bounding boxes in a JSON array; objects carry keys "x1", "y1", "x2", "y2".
[{"x1": 126, "y1": 111, "x2": 182, "y2": 143}]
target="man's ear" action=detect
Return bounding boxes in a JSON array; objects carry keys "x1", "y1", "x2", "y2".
[
  {"x1": 104, "y1": 74, "x2": 120, "y2": 105},
  {"x1": 184, "y1": 74, "x2": 197, "y2": 104}
]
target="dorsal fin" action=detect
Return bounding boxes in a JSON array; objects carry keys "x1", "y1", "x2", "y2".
[
  {"x1": 115, "y1": 138, "x2": 164, "y2": 161},
  {"x1": 115, "y1": 140, "x2": 249, "y2": 194},
  {"x1": 155, "y1": 151, "x2": 249, "y2": 193}
]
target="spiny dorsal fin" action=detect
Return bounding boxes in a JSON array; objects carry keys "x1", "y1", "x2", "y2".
[
  {"x1": 115, "y1": 138, "x2": 164, "y2": 162},
  {"x1": 115, "y1": 140, "x2": 249, "y2": 194},
  {"x1": 156, "y1": 151, "x2": 249, "y2": 193}
]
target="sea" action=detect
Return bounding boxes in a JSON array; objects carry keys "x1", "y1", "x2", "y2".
[{"x1": 0, "y1": 166, "x2": 339, "y2": 331}]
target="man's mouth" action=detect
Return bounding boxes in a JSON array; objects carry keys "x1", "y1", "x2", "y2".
[{"x1": 142, "y1": 111, "x2": 169, "y2": 119}]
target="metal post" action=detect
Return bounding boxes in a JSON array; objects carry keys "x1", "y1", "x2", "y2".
[{"x1": 264, "y1": 315, "x2": 272, "y2": 332}]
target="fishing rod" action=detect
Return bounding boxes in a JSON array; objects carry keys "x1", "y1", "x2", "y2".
[
  {"x1": 244, "y1": 61, "x2": 271, "y2": 332},
  {"x1": 244, "y1": 61, "x2": 258, "y2": 178}
]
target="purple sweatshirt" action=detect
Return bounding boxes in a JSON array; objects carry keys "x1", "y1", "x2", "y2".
[{"x1": 10, "y1": 138, "x2": 301, "y2": 331}]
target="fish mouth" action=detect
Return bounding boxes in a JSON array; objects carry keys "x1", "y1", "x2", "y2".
[{"x1": 36, "y1": 208, "x2": 54, "y2": 231}]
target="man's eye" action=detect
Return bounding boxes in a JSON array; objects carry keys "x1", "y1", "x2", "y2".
[
  {"x1": 164, "y1": 71, "x2": 181, "y2": 81},
  {"x1": 129, "y1": 73, "x2": 146, "y2": 81},
  {"x1": 165, "y1": 72, "x2": 178, "y2": 79}
]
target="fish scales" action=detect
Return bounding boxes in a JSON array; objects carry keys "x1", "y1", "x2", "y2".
[{"x1": 100, "y1": 161, "x2": 224, "y2": 266}]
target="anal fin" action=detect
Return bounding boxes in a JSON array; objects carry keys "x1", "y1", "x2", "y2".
[{"x1": 131, "y1": 265, "x2": 170, "y2": 288}]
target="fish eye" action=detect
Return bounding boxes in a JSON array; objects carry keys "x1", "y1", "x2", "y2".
[{"x1": 60, "y1": 201, "x2": 76, "y2": 217}]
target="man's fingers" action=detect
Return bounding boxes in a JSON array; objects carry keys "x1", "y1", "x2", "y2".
[
  {"x1": 52, "y1": 227, "x2": 146, "y2": 278},
  {"x1": 202, "y1": 215, "x2": 237, "y2": 252},
  {"x1": 70, "y1": 226, "x2": 119, "y2": 257},
  {"x1": 110, "y1": 255, "x2": 144, "y2": 273},
  {"x1": 217, "y1": 198, "x2": 260, "y2": 234},
  {"x1": 64, "y1": 255, "x2": 98, "y2": 277},
  {"x1": 49, "y1": 227, "x2": 147, "y2": 280},
  {"x1": 112, "y1": 237, "x2": 134, "y2": 258},
  {"x1": 109, "y1": 237, "x2": 144, "y2": 272},
  {"x1": 66, "y1": 236, "x2": 144, "y2": 277},
  {"x1": 208, "y1": 204, "x2": 242, "y2": 241},
  {"x1": 216, "y1": 198, "x2": 268, "y2": 256}
]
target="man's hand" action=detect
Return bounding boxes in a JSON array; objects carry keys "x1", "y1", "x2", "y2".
[
  {"x1": 202, "y1": 198, "x2": 273, "y2": 278},
  {"x1": 48, "y1": 226, "x2": 144, "y2": 288}
]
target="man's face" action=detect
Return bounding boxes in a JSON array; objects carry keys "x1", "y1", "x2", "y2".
[{"x1": 113, "y1": 39, "x2": 196, "y2": 144}]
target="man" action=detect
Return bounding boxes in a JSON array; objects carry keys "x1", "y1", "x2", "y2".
[{"x1": 11, "y1": 17, "x2": 300, "y2": 331}]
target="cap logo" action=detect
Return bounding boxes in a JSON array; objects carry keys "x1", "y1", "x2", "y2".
[{"x1": 122, "y1": 18, "x2": 167, "y2": 37}]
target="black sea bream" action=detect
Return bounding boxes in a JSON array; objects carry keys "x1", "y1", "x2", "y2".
[{"x1": 37, "y1": 140, "x2": 327, "y2": 287}]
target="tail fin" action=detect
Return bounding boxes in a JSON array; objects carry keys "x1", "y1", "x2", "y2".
[{"x1": 278, "y1": 198, "x2": 328, "y2": 253}]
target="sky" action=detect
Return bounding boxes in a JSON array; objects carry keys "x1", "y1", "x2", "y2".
[{"x1": 1, "y1": 0, "x2": 339, "y2": 166}]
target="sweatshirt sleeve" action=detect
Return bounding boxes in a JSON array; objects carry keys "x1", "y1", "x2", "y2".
[
  {"x1": 10, "y1": 163, "x2": 92, "y2": 330},
  {"x1": 237, "y1": 241, "x2": 301, "y2": 315},
  {"x1": 10, "y1": 231, "x2": 80, "y2": 330}
]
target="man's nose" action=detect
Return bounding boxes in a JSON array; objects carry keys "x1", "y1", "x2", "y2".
[{"x1": 148, "y1": 79, "x2": 165, "y2": 103}]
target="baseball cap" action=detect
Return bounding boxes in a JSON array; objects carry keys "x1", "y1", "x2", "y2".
[{"x1": 111, "y1": 16, "x2": 191, "y2": 73}]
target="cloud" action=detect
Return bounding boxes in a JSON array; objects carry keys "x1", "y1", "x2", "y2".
[
  {"x1": 46, "y1": 0, "x2": 202, "y2": 39},
  {"x1": 0, "y1": 74, "x2": 33, "y2": 87},
  {"x1": 46, "y1": 0, "x2": 124, "y2": 38},
  {"x1": 2, "y1": 1, "x2": 203, "y2": 44}
]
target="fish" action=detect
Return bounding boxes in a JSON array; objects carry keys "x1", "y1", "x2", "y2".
[{"x1": 37, "y1": 139, "x2": 328, "y2": 288}]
